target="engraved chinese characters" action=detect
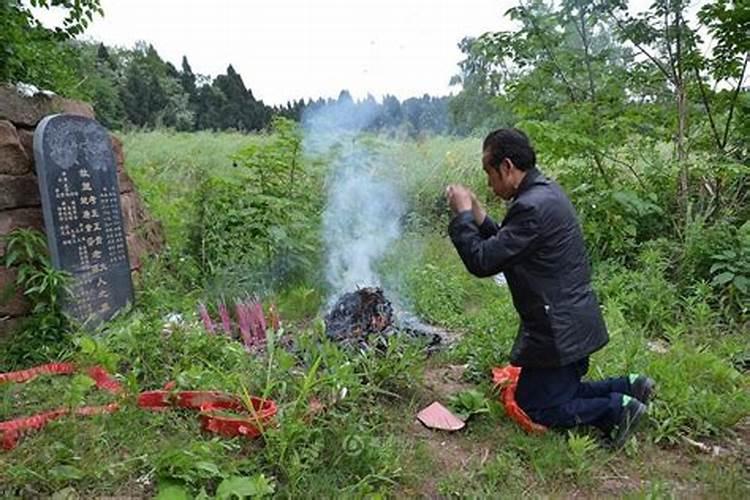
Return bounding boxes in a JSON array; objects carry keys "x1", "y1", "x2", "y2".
[{"x1": 33, "y1": 114, "x2": 133, "y2": 328}]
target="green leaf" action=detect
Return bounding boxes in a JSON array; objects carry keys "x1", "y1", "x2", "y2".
[
  {"x1": 193, "y1": 461, "x2": 221, "y2": 476},
  {"x1": 155, "y1": 484, "x2": 191, "y2": 500},
  {"x1": 215, "y1": 475, "x2": 275, "y2": 499},
  {"x1": 711, "y1": 272, "x2": 734, "y2": 286},
  {"x1": 49, "y1": 465, "x2": 83, "y2": 481},
  {"x1": 733, "y1": 275, "x2": 749, "y2": 294},
  {"x1": 79, "y1": 336, "x2": 98, "y2": 355}
]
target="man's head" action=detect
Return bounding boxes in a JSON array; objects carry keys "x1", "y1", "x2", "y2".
[{"x1": 482, "y1": 128, "x2": 536, "y2": 200}]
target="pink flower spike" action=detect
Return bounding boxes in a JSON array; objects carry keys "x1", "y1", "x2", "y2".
[
  {"x1": 236, "y1": 301, "x2": 253, "y2": 348},
  {"x1": 218, "y1": 302, "x2": 232, "y2": 335},
  {"x1": 253, "y1": 301, "x2": 267, "y2": 343},
  {"x1": 198, "y1": 303, "x2": 215, "y2": 334}
]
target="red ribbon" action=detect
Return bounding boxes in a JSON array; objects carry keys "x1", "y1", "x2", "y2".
[
  {"x1": 1, "y1": 363, "x2": 276, "y2": 450},
  {"x1": 491, "y1": 365, "x2": 547, "y2": 434}
]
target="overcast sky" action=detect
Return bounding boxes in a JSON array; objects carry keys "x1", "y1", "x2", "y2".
[
  {"x1": 36, "y1": 0, "x2": 699, "y2": 106},
  {"x1": 34, "y1": 0, "x2": 511, "y2": 105}
]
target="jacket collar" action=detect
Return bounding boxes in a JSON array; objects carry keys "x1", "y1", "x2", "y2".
[{"x1": 514, "y1": 167, "x2": 542, "y2": 199}]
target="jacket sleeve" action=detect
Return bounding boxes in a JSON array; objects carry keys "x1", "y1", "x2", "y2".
[
  {"x1": 448, "y1": 203, "x2": 540, "y2": 277},
  {"x1": 478, "y1": 214, "x2": 499, "y2": 239}
]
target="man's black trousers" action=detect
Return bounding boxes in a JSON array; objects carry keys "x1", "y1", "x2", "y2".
[{"x1": 515, "y1": 357, "x2": 628, "y2": 432}]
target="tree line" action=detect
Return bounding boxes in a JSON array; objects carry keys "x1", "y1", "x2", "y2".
[{"x1": 0, "y1": 1, "x2": 454, "y2": 135}]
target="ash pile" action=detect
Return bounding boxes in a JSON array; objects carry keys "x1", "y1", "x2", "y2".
[{"x1": 324, "y1": 287, "x2": 448, "y2": 351}]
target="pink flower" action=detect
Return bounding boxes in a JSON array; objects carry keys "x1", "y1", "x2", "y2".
[
  {"x1": 198, "y1": 303, "x2": 215, "y2": 334},
  {"x1": 218, "y1": 302, "x2": 232, "y2": 335},
  {"x1": 250, "y1": 301, "x2": 266, "y2": 343},
  {"x1": 236, "y1": 301, "x2": 254, "y2": 349}
]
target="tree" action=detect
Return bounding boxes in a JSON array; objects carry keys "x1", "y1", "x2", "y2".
[
  {"x1": 211, "y1": 65, "x2": 270, "y2": 131},
  {"x1": 695, "y1": 0, "x2": 749, "y2": 157},
  {"x1": 602, "y1": 0, "x2": 702, "y2": 205},
  {"x1": 180, "y1": 56, "x2": 197, "y2": 96},
  {"x1": 0, "y1": 0, "x2": 103, "y2": 93},
  {"x1": 75, "y1": 42, "x2": 125, "y2": 128},
  {"x1": 453, "y1": 0, "x2": 634, "y2": 181}
]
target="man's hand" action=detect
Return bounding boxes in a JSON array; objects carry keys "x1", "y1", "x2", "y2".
[
  {"x1": 470, "y1": 192, "x2": 487, "y2": 226},
  {"x1": 446, "y1": 184, "x2": 473, "y2": 214}
]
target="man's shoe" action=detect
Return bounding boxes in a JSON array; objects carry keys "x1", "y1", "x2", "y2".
[
  {"x1": 629, "y1": 374, "x2": 656, "y2": 405},
  {"x1": 611, "y1": 396, "x2": 647, "y2": 449}
]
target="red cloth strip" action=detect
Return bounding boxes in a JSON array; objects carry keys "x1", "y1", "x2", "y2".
[{"x1": 492, "y1": 365, "x2": 547, "y2": 434}]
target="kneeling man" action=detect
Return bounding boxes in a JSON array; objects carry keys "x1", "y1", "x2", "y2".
[{"x1": 446, "y1": 128, "x2": 654, "y2": 447}]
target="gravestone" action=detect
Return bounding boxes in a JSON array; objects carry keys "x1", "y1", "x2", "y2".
[{"x1": 33, "y1": 114, "x2": 133, "y2": 328}]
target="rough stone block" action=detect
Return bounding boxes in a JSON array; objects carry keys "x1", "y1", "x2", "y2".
[
  {"x1": 110, "y1": 134, "x2": 124, "y2": 171},
  {"x1": 0, "y1": 267, "x2": 29, "y2": 317},
  {"x1": 126, "y1": 220, "x2": 165, "y2": 272},
  {"x1": 0, "y1": 84, "x2": 95, "y2": 127},
  {"x1": 0, "y1": 316, "x2": 23, "y2": 337},
  {"x1": 120, "y1": 191, "x2": 144, "y2": 233},
  {"x1": 118, "y1": 169, "x2": 134, "y2": 194},
  {"x1": 0, "y1": 120, "x2": 31, "y2": 175},
  {"x1": 0, "y1": 208, "x2": 45, "y2": 258},
  {"x1": 17, "y1": 127, "x2": 35, "y2": 168},
  {"x1": 0, "y1": 174, "x2": 41, "y2": 210},
  {"x1": 126, "y1": 232, "x2": 142, "y2": 271},
  {"x1": 140, "y1": 219, "x2": 165, "y2": 252}
]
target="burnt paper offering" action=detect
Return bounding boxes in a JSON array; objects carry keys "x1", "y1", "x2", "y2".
[{"x1": 33, "y1": 114, "x2": 133, "y2": 328}]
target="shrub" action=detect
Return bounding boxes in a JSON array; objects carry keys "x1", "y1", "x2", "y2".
[
  {"x1": 593, "y1": 246, "x2": 678, "y2": 337},
  {"x1": 1, "y1": 229, "x2": 72, "y2": 369},
  {"x1": 708, "y1": 221, "x2": 750, "y2": 319},
  {"x1": 189, "y1": 118, "x2": 322, "y2": 289}
]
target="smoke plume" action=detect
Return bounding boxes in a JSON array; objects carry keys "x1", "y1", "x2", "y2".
[{"x1": 302, "y1": 99, "x2": 405, "y2": 302}]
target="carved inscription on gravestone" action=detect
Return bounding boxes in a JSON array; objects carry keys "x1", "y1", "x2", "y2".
[{"x1": 33, "y1": 114, "x2": 133, "y2": 327}]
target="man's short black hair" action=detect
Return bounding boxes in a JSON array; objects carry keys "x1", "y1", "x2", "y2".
[{"x1": 482, "y1": 128, "x2": 536, "y2": 171}]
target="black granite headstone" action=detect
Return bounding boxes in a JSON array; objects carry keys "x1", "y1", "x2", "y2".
[{"x1": 33, "y1": 114, "x2": 133, "y2": 328}]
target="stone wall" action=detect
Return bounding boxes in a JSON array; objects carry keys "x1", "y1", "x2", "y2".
[{"x1": 0, "y1": 84, "x2": 164, "y2": 335}]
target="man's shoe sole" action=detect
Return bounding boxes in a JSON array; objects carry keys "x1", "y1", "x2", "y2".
[
  {"x1": 632, "y1": 377, "x2": 656, "y2": 405},
  {"x1": 611, "y1": 401, "x2": 647, "y2": 449}
]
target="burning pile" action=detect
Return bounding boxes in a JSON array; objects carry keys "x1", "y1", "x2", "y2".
[{"x1": 324, "y1": 287, "x2": 443, "y2": 350}]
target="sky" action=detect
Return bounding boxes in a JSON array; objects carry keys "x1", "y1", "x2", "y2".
[
  {"x1": 34, "y1": 0, "x2": 702, "y2": 107},
  {"x1": 37, "y1": 0, "x2": 514, "y2": 105}
]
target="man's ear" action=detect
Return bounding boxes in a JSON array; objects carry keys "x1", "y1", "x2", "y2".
[{"x1": 503, "y1": 158, "x2": 517, "y2": 173}]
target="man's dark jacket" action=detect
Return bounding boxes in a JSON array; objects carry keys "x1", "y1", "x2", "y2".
[{"x1": 449, "y1": 167, "x2": 608, "y2": 368}]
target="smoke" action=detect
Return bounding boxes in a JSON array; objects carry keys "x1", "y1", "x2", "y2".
[{"x1": 302, "y1": 99, "x2": 406, "y2": 302}]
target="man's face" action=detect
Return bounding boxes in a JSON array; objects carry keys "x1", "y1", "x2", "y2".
[{"x1": 483, "y1": 150, "x2": 514, "y2": 200}]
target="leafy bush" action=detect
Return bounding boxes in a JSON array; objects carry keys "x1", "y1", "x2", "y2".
[
  {"x1": 555, "y1": 160, "x2": 669, "y2": 263},
  {"x1": 709, "y1": 221, "x2": 750, "y2": 318},
  {"x1": 677, "y1": 213, "x2": 736, "y2": 289},
  {"x1": 1, "y1": 229, "x2": 72, "y2": 369},
  {"x1": 190, "y1": 118, "x2": 322, "y2": 290},
  {"x1": 593, "y1": 246, "x2": 678, "y2": 336}
]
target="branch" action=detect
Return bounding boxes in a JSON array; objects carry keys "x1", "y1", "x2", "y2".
[
  {"x1": 721, "y1": 53, "x2": 749, "y2": 149},
  {"x1": 693, "y1": 65, "x2": 723, "y2": 150},
  {"x1": 597, "y1": 149, "x2": 648, "y2": 190},
  {"x1": 664, "y1": 4, "x2": 678, "y2": 83},
  {"x1": 606, "y1": 9, "x2": 675, "y2": 83},
  {"x1": 520, "y1": 2, "x2": 582, "y2": 103},
  {"x1": 571, "y1": 3, "x2": 597, "y2": 102}
]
